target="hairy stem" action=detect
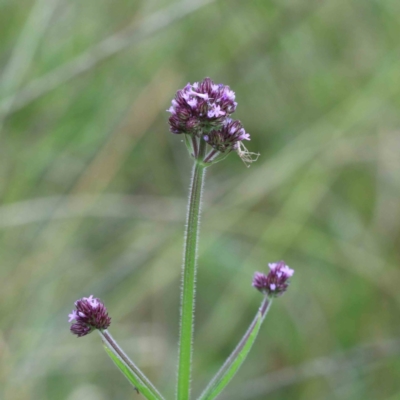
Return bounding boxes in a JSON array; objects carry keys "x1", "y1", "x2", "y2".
[
  {"x1": 198, "y1": 297, "x2": 272, "y2": 400},
  {"x1": 99, "y1": 330, "x2": 164, "y2": 400},
  {"x1": 177, "y1": 141, "x2": 207, "y2": 400}
]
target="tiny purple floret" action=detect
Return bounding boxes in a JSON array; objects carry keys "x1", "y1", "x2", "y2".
[
  {"x1": 68, "y1": 310, "x2": 77, "y2": 322},
  {"x1": 68, "y1": 295, "x2": 111, "y2": 337},
  {"x1": 252, "y1": 261, "x2": 294, "y2": 297}
]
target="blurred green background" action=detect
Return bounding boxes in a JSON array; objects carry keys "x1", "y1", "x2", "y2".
[{"x1": 1, "y1": 0, "x2": 400, "y2": 399}]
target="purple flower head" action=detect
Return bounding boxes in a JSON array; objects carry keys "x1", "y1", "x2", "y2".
[
  {"x1": 252, "y1": 261, "x2": 294, "y2": 297},
  {"x1": 204, "y1": 118, "x2": 250, "y2": 153},
  {"x1": 68, "y1": 295, "x2": 111, "y2": 337},
  {"x1": 167, "y1": 77, "x2": 237, "y2": 135}
]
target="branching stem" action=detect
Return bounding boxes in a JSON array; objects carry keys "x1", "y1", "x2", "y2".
[{"x1": 99, "y1": 330, "x2": 165, "y2": 400}]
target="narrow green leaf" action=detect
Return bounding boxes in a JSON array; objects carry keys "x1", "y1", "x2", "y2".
[
  {"x1": 198, "y1": 298, "x2": 271, "y2": 400},
  {"x1": 103, "y1": 345, "x2": 159, "y2": 400}
]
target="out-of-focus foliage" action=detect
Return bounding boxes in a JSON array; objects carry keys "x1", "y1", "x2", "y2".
[{"x1": 1, "y1": 0, "x2": 400, "y2": 399}]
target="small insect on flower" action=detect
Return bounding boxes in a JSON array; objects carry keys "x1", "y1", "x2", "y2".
[
  {"x1": 252, "y1": 261, "x2": 294, "y2": 297},
  {"x1": 68, "y1": 295, "x2": 111, "y2": 337}
]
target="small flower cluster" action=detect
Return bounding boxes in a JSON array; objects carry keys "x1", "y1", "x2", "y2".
[
  {"x1": 68, "y1": 295, "x2": 111, "y2": 337},
  {"x1": 167, "y1": 77, "x2": 257, "y2": 165},
  {"x1": 168, "y1": 78, "x2": 237, "y2": 135},
  {"x1": 252, "y1": 261, "x2": 294, "y2": 297},
  {"x1": 204, "y1": 118, "x2": 250, "y2": 152}
]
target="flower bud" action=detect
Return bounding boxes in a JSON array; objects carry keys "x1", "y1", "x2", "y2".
[
  {"x1": 204, "y1": 118, "x2": 250, "y2": 152},
  {"x1": 68, "y1": 295, "x2": 111, "y2": 337},
  {"x1": 252, "y1": 261, "x2": 294, "y2": 297}
]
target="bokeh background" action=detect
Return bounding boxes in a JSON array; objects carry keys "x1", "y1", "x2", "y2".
[{"x1": 1, "y1": 0, "x2": 400, "y2": 399}]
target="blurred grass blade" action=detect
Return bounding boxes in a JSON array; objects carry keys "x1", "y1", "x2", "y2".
[
  {"x1": 99, "y1": 331, "x2": 164, "y2": 400},
  {"x1": 198, "y1": 298, "x2": 272, "y2": 400}
]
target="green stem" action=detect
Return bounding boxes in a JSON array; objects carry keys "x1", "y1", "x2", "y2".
[
  {"x1": 177, "y1": 141, "x2": 207, "y2": 400},
  {"x1": 99, "y1": 330, "x2": 164, "y2": 400},
  {"x1": 198, "y1": 297, "x2": 272, "y2": 400}
]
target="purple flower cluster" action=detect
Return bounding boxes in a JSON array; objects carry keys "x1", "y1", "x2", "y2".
[
  {"x1": 168, "y1": 77, "x2": 237, "y2": 135},
  {"x1": 204, "y1": 118, "x2": 250, "y2": 152},
  {"x1": 252, "y1": 261, "x2": 294, "y2": 297},
  {"x1": 167, "y1": 78, "x2": 253, "y2": 161},
  {"x1": 68, "y1": 295, "x2": 111, "y2": 337}
]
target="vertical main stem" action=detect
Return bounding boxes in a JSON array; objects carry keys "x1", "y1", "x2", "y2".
[{"x1": 177, "y1": 152, "x2": 206, "y2": 400}]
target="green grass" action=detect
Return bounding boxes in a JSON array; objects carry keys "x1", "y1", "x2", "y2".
[{"x1": 0, "y1": 0, "x2": 400, "y2": 399}]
